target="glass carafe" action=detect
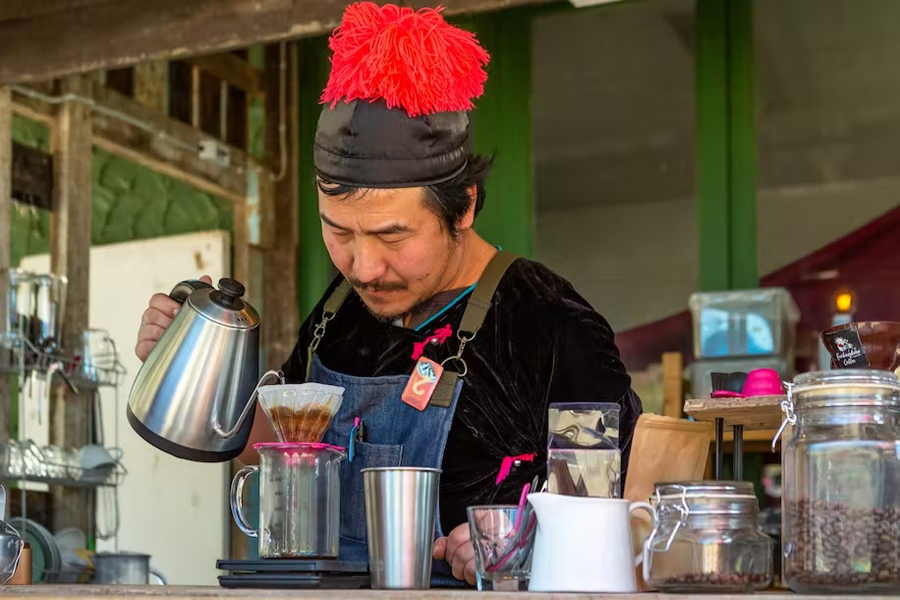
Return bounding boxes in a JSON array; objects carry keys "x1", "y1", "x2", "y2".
[
  {"x1": 547, "y1": 402, "x2": 621, "y2": 497},
  {"x1": 779, "y1": 370, "x2": 900, "y2": 593},
  {"x1": 231, "y1": 442, "x2": 345, "y2": 558}
]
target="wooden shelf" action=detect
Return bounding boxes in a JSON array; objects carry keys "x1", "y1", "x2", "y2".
[{"x1": 684, "y1": 395, "x2": 786, "y2": 430}]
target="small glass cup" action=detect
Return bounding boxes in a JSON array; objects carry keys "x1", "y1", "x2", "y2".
[{"x1": 467, "y1": 505, "x2": 532, "y2": 591}]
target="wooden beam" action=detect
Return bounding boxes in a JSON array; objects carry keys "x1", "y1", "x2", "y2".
[
  {"x1": 0, "y1": 1, "x2": 108, "y2": 22},
  {"x1": 49, "y1": 75, "x2": 93, "y2": 533},
  {"x1": 133, "y1": 61, "x2": 169, "y2": 114},
  {"x1": 12, "y1": 83, "x2": 257, "y2": 203},
  {"x1": 188, "y1": 54, "x2": 263, "y2": 97},
  {"x1": 0, "y1": 0, "x2": 555, "y2": 84},
  {"x1": 0, "y1": 86, "x2": 12, "y2": 446}
]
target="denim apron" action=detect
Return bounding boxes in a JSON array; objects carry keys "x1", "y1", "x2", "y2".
[{"x1": 305, "y1": 251, "x2": 520, "y2": 587}]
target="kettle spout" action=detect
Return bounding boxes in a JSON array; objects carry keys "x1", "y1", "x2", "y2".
[{"x1": 213, "y1": 369, "x2": 284, "y2": 438}]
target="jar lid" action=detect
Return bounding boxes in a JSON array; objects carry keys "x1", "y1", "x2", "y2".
[
  {"x1": 791, "y1": 369, "x2": 900, "y2": 408},
  {"x1": 653, "y1": 480, "x2": 759, "y2": 516}
]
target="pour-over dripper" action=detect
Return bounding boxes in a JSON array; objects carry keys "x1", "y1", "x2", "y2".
[{"x1": 257, "y1": 383, "x2": 345, "y2": 443}]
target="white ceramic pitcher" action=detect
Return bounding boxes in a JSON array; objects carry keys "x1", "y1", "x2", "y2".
[{"x1": 527, "y1": 493, "x2": 657, "y2": 593}]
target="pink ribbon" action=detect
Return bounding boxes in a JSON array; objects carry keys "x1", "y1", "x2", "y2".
[
  {"x1": 495, "y1": 453, "x2": 536, "y2": 485},
  {"x1": 411, "y1": 324, "x2": 454, "y2": 360}
]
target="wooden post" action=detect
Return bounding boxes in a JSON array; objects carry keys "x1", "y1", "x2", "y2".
[
  {"x1": 661, "y1": 352, "x2": 684, "y2": 419},
  {"x1": 262, "y1": 42, "x2": 299, "y2": 366},
  {"x1": 133, "y1": 61, "x2": 169, "y2": 114},
  {"x1": 226, "y1": 42, "x2": 300, "y2": 561},
  {"x1": 232, "y1": 200, "x2": 250, "y2": 285},
  {"x1": 0, "y1": 86, "x2": 12, "y2": 446},
  {"x1": 49, "y1": 75, "x2": 93, "y2": 532}
]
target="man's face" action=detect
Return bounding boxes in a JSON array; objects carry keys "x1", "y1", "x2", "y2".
[{"x1": 319, "y1": 186, "x2": 459, "y2": 321}]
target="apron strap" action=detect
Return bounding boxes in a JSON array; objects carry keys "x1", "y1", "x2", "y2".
[
  {"x1": 431, "y1": 250, "x2": 520, "y2": 407},
  {"x1": 305, "y1": 250, "x2": 521, "y2": 388},
  {"x1": 459, "y1": 250, "x2": 520, "y2": 338},
  {"x1": 306, "y1": 280, "x2": 353, "y2": 382}
]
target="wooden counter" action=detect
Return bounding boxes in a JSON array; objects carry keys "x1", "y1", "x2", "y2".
[{"x1": 1, "y1": 585, "x2": 898, "y2": 600}]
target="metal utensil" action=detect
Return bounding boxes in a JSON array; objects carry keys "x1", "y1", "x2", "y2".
[
  {"x1": 34, "y1": 274, "x2": 67, "y2": 353},
  {"x1": 363, "y1": 467, "x2": 440, "y2": 590},
  {"x1": 0, "y1": 485, "x2": 24, "y2": 584},
  {"x1": 93, "y1": 552, "x2": 166, "y2": 585},
  {"x1": 127, "y1": 277, "x2": 283, "y2": 462},
  {"x1": 2, "y1": 269, "x2": 34, "y2": 347}
]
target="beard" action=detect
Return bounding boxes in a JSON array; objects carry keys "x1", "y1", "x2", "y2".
[{"x1": 351, "y1": 238, "x2": 460, "y2": 323}]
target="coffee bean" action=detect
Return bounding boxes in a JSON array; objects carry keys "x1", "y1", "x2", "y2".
[
  {"x1": 784, "y1": 499, "x2": 900, "y2": 591},
  {"x1": 659, "y1": 572, "x2": 769, "y2": 590}
]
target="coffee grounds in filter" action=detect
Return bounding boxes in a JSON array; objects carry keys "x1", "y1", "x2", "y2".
[{"x1": 265, "y1": 404, "x2": 334, "y2": 443}]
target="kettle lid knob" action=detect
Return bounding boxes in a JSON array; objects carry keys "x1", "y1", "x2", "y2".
[{"x1": 218, "y1": 278, "x2": 245, "y2": 301}]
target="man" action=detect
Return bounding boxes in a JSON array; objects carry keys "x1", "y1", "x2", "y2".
[{"x1": 135, "y1": 2, "x2": 642, "y2": 586}]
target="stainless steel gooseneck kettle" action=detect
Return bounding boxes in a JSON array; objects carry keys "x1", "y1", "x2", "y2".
[{"x1": 127, "y1": 278, "x2": 282, "y2": 462}]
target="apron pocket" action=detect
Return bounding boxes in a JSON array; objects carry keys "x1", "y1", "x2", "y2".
[{"x1": 341, "y1": 441, "x2": 404, "y2": 543}]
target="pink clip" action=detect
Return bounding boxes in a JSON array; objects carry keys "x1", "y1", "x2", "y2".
[
  {"x1": 411, "y1": 324, "x2": 454, "y2": 360},
  {"x1": 495, "y1": 453, "x2": 537, "y2": 485}
]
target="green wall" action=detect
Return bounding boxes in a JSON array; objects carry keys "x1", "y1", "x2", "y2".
[
  {"x1": 297, "y1": 37, "x2": 335, "y2": 321},
  {"x1": 9, "y1": 117, "x2": 233, "y2": 269},
  {"x1": 454, "y1": 7, "x2": 534, "y2": 259}
]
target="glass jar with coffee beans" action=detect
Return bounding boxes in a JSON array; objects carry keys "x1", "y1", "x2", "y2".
[
  {"x1": 777, "y1": 370, "x2": 900, "y2": 594},
  {"x1": 643, "y1": 481, "x2": 773, "y2": 592}
]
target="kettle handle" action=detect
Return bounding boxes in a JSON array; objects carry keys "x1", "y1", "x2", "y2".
[
  {"x1": 169, "y1": 279, "x2": 214, "y2": 305},
  {"x1": 212, "y1": 369, "x2": 283, "y2": 439}
]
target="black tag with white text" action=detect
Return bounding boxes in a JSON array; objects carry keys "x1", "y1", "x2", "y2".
[{"x1": 824, "y1": 325, "x2": 870, "y2": 368}]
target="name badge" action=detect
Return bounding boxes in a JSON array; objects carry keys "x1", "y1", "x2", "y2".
[{"x1": 402, "y1": 357, "x2": 444, "y2": 411}]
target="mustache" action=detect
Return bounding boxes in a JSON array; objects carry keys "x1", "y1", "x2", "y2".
[{"x1": 348, "y1": 278, "x2": 407, "y2": 293}]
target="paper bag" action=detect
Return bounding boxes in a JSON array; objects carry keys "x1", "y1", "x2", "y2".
[{"x1": 624, "y1": 414, "x2": 714, "y2": 590}]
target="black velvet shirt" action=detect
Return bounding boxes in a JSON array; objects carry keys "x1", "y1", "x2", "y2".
[{"x1": 281, "y1": 258, "x2": 642, "y2": 533}]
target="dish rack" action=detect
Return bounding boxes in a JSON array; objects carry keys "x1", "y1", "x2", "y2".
[
  {"x1": 0, "y1": 335, "x2": 127, "y2": 389},
  {"x1": 0, "y1": 326, "x2": 128, "y2": 582},
  {"x1": 0, "y1": 440, "x2": 126, "y2": 488}
]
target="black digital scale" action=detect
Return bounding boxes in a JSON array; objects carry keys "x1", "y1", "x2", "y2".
[
  {"x1": 216, "y1": 559, "x2": 370, "y2": 589},
  {"x1": 216, "y1": 558, "x2": 468, "y2": 590}
]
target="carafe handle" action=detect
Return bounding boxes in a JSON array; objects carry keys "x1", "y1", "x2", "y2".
[
  {"x1": 213, "y1": 369, "x2": 283, "y2": 439},
  {"x1": 629, "y1": 501, "x2": 658, "y2": 575},
  {"x1": 230, "y1": 465, "x2": 259, "y2": 538}
]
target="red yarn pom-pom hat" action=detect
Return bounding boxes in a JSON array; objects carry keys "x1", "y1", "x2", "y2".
[{"x1": 314, "y1": 3, "x2": 491, "y2": 188}]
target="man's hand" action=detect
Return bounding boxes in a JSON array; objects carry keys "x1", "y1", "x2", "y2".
[
  {"x1": 135, "y1": 275, "x2": 212, "y2": 362},
  {"x1": 432, "y1": 522, "x2": 476, "y2": 585}
]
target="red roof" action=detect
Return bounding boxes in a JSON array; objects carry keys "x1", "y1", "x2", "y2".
[{"x1": 616, "y1": 206, "x2": 900, "y2": 372}]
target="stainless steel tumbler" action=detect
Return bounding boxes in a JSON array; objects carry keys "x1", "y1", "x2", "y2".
[{"x1": 363, "y1": 466, "x2": 441, "y2": 589}]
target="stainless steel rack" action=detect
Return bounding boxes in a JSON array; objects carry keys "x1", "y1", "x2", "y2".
[
  {"x1": 0, "y1": 327, "x2": 127, "y2": 580},
  {"x1": 1, "y1": 335, "x2": 127, "y2": 390}
]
